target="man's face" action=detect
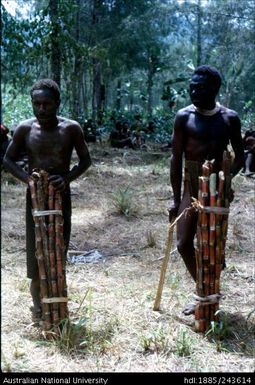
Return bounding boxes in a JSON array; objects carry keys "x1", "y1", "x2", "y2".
[
  {"x1": 31, "y1": 89, "x2": 60, "y2": 122},
  {"x1": 189, "y1": 73, "x2": 218, "y2": 109}
]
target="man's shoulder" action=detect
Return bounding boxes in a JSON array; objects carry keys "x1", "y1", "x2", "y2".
[
  {"x1": 219, "y1": 105, "x2": 239, "y2": 118},
  {"x1": 175, "y1": 104, "x2": 195, "y2": 118},
  {"x1": 176, "y1": 104, "x2": 195, "y2": 116},
  {"x1": 14, "y1": 118, "x2": 36, "y2": 132},
  {"x1": 58, "y1": 117, "x2": 82, "y2": 130}
]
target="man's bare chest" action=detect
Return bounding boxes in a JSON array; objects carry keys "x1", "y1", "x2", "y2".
[
  {"x1": 186, "y1": 114, "x2": 229, "y2": 142},
  {"x1": 26, "y1": 128, "x2": 69, "y2": 155}
]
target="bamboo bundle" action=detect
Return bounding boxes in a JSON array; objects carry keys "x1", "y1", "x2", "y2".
[
  {"x1": 28, "y1": 170, "x2": 68, "y2": 335},
  {"x1": 194, "y1": 152, "x2": 231, "y2": 332}
]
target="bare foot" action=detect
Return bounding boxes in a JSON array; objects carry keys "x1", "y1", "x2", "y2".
[
  {"x1": 242, "y1": 171, "x2": 255, "y2": 177},
  {"x1": 30, "y1": 306, "x2": 42, "y2": 325},
  {"x1": 182, "y1": 303, "x2": 196, "y2": 316}
]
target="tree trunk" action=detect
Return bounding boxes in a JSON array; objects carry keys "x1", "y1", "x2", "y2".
[
  {"x1": 147, "y1": 62, "x2": 154, "y2": 118},
  {"x1": 92, "y1": 59, "x2": 103, "y2": 122},
  {"x1": 72, "y1": 0, "x2": 82, "y2": 121},
  {"x1": 116, "y1": 79, "x2": 121, "y2": 112},
  {"x1": 49, "y1": 0, "x2": 61, "y2": 87},
  {"x1": 91, "y1": 0, "x2": 103, "y2": 123},
  {"x1": 196, "y1": 0, "x2": 202, "y2": 67}
]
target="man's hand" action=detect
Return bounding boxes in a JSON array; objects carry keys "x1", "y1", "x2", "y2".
[
  {"x1": 48, "y1": 175, "x2": 67, "y2": 192},
  {"x1": 168, "y1": 204, "x2": 179, "y2": 222}
]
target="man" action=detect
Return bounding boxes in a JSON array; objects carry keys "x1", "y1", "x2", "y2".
[
  {"x1": 3, "y1": 79, "x2": 91, "y2": 322},
  {"x1": 242, "y1": 130, "x2": 255, "y2": 176},
  {"x1": 109, "y1": 120, "x2": 135, "y2": 149},
  {"x1": 169, "y1": 65, "x2": 244, "y2": 314},
  {"x1": 1, "y1": 123, "x2": 11, "y2": 164}
]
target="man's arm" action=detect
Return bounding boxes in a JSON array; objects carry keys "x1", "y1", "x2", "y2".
[
  {"x1": 228, "y1": 113, "x2": 245, "y2": 176},
  {"x1": 3, "y1": 124, "x2": 30, "y2": 184},
  {"x1": 169, "y1": 111, "x2": 186, "y2": 220}
]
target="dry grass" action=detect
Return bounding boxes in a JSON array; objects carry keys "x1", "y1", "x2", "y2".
[{"x1": 1, "y1": 144, "x2": 254, "y2": 373}]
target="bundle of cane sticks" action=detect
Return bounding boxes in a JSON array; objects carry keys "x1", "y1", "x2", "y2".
[
  {"x1": 194, "y1": 151, "x2": 232, "y2": 332},
  {"x1": 28, "y1": 169, "x2": 68, "y2": 334}
]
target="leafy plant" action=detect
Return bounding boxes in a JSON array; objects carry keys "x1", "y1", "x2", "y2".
[
  {"x1": 111, "y1": 186, "x2": 136, "y2": 217},
  {"x1": 206, "y1": 310, "x2": 232, "y2": 341},
  {"x1": 145, "y1": 230, "x2": 157, "y2": 248},
  {"x1": 175, "y1": 327, "x2": 192, "y2": 357},
  {"x1": 205, "y1": 310, "x2": 234, "y2": 352},
  {"x1": 141, "y1": 324, "x2": 168, "y2": 353},
  {"x1": 52, "y1": 288, "x2": 118, "y2": 355}
]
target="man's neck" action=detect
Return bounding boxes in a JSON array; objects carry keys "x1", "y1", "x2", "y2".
[
  {"x1": 193, "y1": 102, "x2": 221, "y2": 116},
  {"x1": 37, "y1": 116, "x2": 59, "y2": 129}
]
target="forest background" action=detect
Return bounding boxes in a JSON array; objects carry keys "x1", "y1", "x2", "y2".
[
  {"x1": 1, "y1": 0, "x2": 255, "y2": 374},
  {"x1": 1, "y1": 0, "x2": 255, "y2": 142}
]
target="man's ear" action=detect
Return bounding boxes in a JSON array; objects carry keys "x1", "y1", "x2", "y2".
[{"x1": 56, "y1": 99, "x2": 61, "y2": 108}]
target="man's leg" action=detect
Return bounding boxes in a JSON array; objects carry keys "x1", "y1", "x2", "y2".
[
  {"x1": 176, "y1": 191, "x2": 198, "y2": 282},
  {"x1": 26, "y1": 190, "x2": 42, "y2": 322},
  {"x1": 30, "y1": 277, "x2": 41, "y2": 315}
]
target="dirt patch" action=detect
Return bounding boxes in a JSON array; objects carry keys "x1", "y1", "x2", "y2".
[{"x1": 1, "y1": 143, "x2": 254, "y2": 373}]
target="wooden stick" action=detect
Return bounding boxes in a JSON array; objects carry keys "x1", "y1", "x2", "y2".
[{"x1": 153, "y1": 217, "x2": 175, "y2": 311}]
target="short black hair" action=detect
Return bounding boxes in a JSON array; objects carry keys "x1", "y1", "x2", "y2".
[
  {"x1": 30, "y1": 79, "x2": 60, "y2": 101},
  {"x1": 193, "y1": 65, "x2": 222, "y2": 91}
]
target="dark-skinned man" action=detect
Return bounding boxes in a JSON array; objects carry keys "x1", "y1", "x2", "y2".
[
  {"x1": 169, "y1": 65, "x2": 245, "y2": 315},
  {"x1": 3, "y1": 79, "x2": 92, "y2": 323}
]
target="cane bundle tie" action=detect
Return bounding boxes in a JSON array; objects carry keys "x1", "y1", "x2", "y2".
[
  {"x1": 32, "y1": 210, "x2": 63, "y2": 217},
  {"x1": 192, "y1": 201, "x2": 230, "y2": 216},
  {"x1": 193, "y1": 151, "x2": 232, "y2": 333},
  {"x1": 42, "y1": 297, "x2": 68, "y2": 303},
  {"x1": 193, "y1": 293, "x2": 223, "y2": 305},
  {"x1": 28, "y1": 169, "x2": 69, "y2": 336}
]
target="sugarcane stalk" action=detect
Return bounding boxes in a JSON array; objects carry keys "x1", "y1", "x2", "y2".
[
  {"x1": 36, "y1": 173, "x2": 52, "y2": 299},
  {"x1": 28, "y1": 179, "x2": 52, "y2": 331},
  {"x1": 215, "y1": 171, "x2": 225, "y2": 294},
  {"x1": 202, "y1": 164, "x2": 211, "y2": 330},
  {"x1": 48, "y1": 182, "x2": 60, "y2": 327},
  {"x1": 55, "y1": 191, "x2": 68, "y2": 319},
  {"x1": 195, "y1": 173, "x2": 208, "y2": 332},
  {"x1": 214, "y1": 170, "x2": 226, "y2": 319},
  {"x1": 209, "y1": 173, "x2": 217, "y2": 321},
  {"x1": 221, "y1": 151, "x2": 232, "y2": 268},
  {"x1": 196, "y1": 177, "x2": 203, "y2": 296}
]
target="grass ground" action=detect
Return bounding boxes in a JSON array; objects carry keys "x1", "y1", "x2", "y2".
[{"x1": 1, "y1": 143, "x2": 254, "y2": 373}]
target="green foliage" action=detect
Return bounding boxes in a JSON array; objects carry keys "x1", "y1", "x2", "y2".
[
  {"x1": 2, "y1": 88, "x2": 32, "y2": 128},
  {"x1": 111, "y1": 186, "x2": 136, "y2": 217},
  {"x1": 175, "y1": 327, "x2": 192, "y2": 357},
  {"x1": 206, "y1": 311, "x2": 232, "y2": 341},
  {"x1": 52, "y1": 288, "x2": 118, "y2": 355},
  {"x1": 1, "y1": 0, "x2": 254, "y2": 121},
  {"x1": 145, "y1": 230, "x2": 157, "y2": 248},
  {"x1": 141, "y1": 324, "x2": 169, "y2": 354}
]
